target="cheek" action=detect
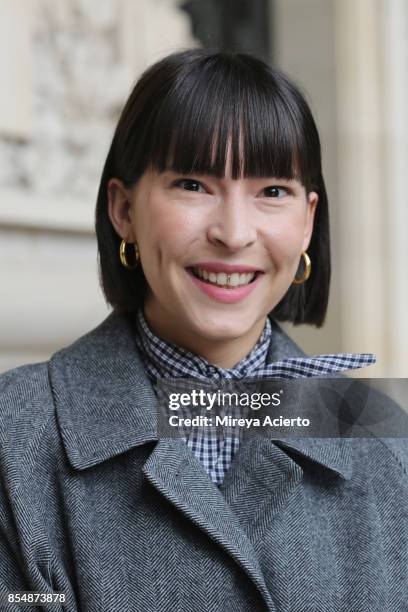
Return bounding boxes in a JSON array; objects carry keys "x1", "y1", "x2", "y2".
[
  {"x1": 264, "y1": 217, "x2": 306, "y2": 262},
  {"x1": 138, "y1": 200, "x2": 201, "y2": 258}
]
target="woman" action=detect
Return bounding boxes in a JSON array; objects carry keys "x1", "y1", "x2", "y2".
[{"x1": 0, "y1": 49, "x2": 407, "y2": 611}]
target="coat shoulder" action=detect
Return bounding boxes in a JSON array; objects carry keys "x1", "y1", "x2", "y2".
[
  {"x1": 378, "y1": 437, "x2": 408, "y2": 477},
  {"x1": 0, "y1": 361, "x2": 56, "y2": 453},
  {"x1": 350, "y1": 381, "x2": 408, "y2": 482},
  {"x1": 362, "y1": 383, "x2": 408, "y2": 478}
]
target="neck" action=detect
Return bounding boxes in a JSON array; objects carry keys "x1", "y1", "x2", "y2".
[{"x1": 143, "y1": 304, "x2": 266, "y2": 369}]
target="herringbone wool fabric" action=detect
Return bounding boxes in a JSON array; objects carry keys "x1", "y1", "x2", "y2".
[
  {"x1": 0, "y1": 311, "x2": 407, "y2": 611},
  {"x1": 134, "y1": 307, "x2": 376, "y2": 484}
]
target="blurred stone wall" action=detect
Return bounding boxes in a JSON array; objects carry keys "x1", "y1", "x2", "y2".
[{"x1": 273, "y1": 0, "x2": 408, "y2": 377}]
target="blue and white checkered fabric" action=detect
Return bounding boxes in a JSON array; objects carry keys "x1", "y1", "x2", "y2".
[{"x1": 135, "y1": 307, "x2": 376, "y2": 484}]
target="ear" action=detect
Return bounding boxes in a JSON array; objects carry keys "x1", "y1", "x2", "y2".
[
  {"x1": 302, "y1": 191, "x2": 319, "y2": 251},
  {"x1": 107, "y1": 178, "x2": 136, "y2": 242}
]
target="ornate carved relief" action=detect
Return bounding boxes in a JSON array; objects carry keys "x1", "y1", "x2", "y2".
[{"x1": 0, "y1": 0, "x2": 197, "y2": 210}]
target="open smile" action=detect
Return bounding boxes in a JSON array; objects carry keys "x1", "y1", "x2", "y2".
[{"x1": 186, "y1": 267, "x2": 265, "y2": 304}]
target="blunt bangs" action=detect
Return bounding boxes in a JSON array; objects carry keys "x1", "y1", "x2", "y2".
[
  {"x1": 97, "y1": 49, "x2": 330, "y2": 326},
  {"x1": 116, "y1": 50, "x2": 320, "y2": 190}
]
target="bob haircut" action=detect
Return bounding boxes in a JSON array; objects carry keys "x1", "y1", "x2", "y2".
[{"x1": 96, "y1": 49, "x2": 330, "y2": 326}]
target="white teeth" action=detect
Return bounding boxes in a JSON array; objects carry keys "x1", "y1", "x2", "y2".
[
  {"x1": 193, "y1": 267, "x2": 256, "y2": 288},
  {"x1": 229, "y1": 273, "x2": 240, "y2": 287}
]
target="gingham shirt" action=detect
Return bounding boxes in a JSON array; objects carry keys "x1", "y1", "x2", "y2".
[{"x1": 135, "y1": 307, "x2": 376, "y2": 484}]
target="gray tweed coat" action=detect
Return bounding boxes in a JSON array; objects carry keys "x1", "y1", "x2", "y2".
[{"x1": 0, "y1": 311, "x2": 407, "y2": 611}]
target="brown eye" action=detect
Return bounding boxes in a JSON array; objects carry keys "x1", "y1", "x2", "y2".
[
  {"x1": 175, "y1": 179, "x2": 205, "y2": 193},
  {"x1": 263, "y1": 186, "x2": 289, "y2": 198}
]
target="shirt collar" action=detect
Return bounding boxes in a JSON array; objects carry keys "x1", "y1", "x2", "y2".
[{"x1": 49, "y1": 309, "x2": 352, "y2": 479}]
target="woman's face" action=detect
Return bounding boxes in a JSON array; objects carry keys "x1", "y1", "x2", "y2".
[{"x1": 108, "y1": 161, "x2": 318, "y2": 354}]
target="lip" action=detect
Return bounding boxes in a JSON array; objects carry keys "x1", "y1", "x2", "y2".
[
  {"x1": 190, "y1": 261, "x2": 263, "y2": 273},
  {"x1": 186, "y1": 268, "x2": 264, "y2": 304}
]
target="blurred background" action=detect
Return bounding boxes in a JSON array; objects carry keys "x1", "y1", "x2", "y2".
[{"x1": 1, "y1": 0, "x2": 407, "y2": 377}]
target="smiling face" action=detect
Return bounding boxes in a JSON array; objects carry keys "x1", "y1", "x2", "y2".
[{"x1": 108, "y1": 159, "x2": 318, "y2": 364}]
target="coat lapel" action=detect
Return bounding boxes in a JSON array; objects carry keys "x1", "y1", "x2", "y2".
[
  {"x1": 142, "y1": 437, "x2": 276, "y2": 610},
  {"x1": 219, "y1": 436, "x2": 304, "y2": 546}
]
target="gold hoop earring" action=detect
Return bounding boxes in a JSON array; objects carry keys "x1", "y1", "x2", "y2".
[
  {"x1": 119, "y1": 239, "x2": 140, "y2": 269},
  {"x1": 292, "y1": 251, "x2": 311, "y2": 285}
]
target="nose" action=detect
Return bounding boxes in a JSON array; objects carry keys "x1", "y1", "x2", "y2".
[{"x1": 207, "y1": 194, "x2": 257, "y2": 251}]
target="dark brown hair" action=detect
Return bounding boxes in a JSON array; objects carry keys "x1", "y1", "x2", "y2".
[{"x1": 95, "y1": 48, "x2": 330, "y2": 326}]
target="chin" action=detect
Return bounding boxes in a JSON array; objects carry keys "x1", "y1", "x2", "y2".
[{"x1": 188, "y1": 310, "x2": 257, "y2": 341}]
